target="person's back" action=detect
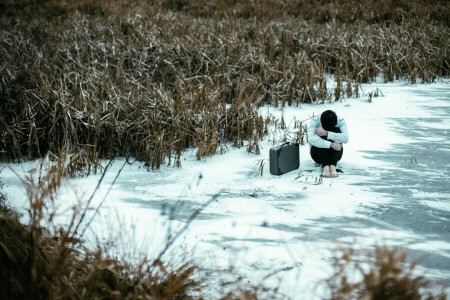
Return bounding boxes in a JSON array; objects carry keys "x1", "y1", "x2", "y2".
[{"x1": 307, "y1": 110, "x2": 349, "y2": 177}]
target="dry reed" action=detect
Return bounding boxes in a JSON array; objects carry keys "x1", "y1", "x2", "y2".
[
  {"x1": 0, "y1": 160, "x2": 282, "y2": 299},
  {"x1": 1, "y1": 1, "x2": 448, "y2": 167},
  {"x1": 326, "y1": 246, "x2": 447, "y2": 300}
]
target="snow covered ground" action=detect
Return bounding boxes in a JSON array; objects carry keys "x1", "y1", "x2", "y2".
[{"x1": 2, "y1": 79, "x2": 450, "y2": 298}]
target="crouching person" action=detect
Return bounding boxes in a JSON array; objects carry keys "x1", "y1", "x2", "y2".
[{"x1": 307, "y1": 110, "x2": 349, "y2": 178}]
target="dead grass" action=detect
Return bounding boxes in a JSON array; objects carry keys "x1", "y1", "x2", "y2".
[
  {"x1": 1, "y1": 1, "x2": 448, "y2": 166},
  {"x1": 0, "y1": 159, "x2": 283, "y2": 299},
  {"x1": 326, "y1": 246, "x2": 447, "y2": 300},
  {"x1": 174, "y1": 0, "x2": 450, "y2": 26},
  {"x1": 3, "y1": 1, "x2": 448, "y2": 26}
]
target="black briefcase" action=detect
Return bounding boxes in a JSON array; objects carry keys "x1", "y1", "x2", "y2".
[{"x1": 269, "y1": 142, "x2": 299, "y2": 175}]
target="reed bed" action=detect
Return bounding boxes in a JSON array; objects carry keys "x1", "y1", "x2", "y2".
[
  {"x1": 4, "y1": 0, "x2": 448, "y2": 25},
  {"x1": 1, "y1": 1, "x2": 449, "y2": 167},
  {"x1": 165, "y1": 0, "x2": 450, "y2": 26}
]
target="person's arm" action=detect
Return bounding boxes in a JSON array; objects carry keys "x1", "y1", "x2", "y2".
[
  {"x1": 307, "y1": 117, "x2": 332, "y2": 149},
  {"x1": 327, "y1": 119, "x2": 349, "y2": 144}
]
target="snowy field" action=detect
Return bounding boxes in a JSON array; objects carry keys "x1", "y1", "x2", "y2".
[{"x1": 2, "y1": 79, "x2": 450, "y2": 298}]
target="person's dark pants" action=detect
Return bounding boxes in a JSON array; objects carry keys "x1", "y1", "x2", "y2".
[{"x1": 310, "y1": 127, "x2": 343, "y2": 167}]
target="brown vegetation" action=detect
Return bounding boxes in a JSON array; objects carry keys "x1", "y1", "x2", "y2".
[
  {"x1": 1, "y1": 0, "x2": 449, "y2": 166},
  {"x1": 0, "y1": 160, "x2": 279, "y2": 299},
  {"x1": 326, "y1": 247, "x2": 447, "y2": 300},
  {"x1": 1, "y1": 2, "x2": 448, "y2": 298},
  {"x1": 2, "y1": 0, "x2": 449, "y2": 25},
  {"x1": 165, "y1": 0, "x2": 450, "y2": 25},
  {"x1": 0, "y1": 161, "x2": 200, "y2": 299},
  {"x1": 1, "y1": 165, "x2": 447, "y2": 299}
]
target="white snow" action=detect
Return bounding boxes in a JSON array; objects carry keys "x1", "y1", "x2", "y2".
[{"x1": 1, "y1": 79, "x2": 450, "y2": 298}]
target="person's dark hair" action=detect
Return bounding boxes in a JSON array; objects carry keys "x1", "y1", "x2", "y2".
[{"x1": 320, "y1": 110, "x2": 337, "y2": 131}]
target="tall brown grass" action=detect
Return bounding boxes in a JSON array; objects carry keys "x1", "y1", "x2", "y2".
[
  {"x1": 2, "y1": 1, "x2": 449, "y2": 26},
  {"x1": 0, "y1": 12, "x2": 269, "y2": 166},
  {"x1": 0, "y1": 159, "x2": 280, "y2": 299},
  {"x1": 326, "y1": 246, "x2": 447, "y2": 300},
  {"x1": 0, "y1": 188, "x2": 201, "y2": 299},
  {"x1": 165, "y1": 0, "x2": 450, "y2": 26},
  {"x1": 1, "y1": 1, "x2": 448, "y2": 166}
]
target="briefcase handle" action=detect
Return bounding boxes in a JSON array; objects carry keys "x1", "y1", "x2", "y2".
[{"x1": 280, "y1": 142, "x2": 290, "y2": 147}]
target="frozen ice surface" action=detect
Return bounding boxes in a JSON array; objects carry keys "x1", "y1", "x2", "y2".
[{"x1": 2, "y1": 80, "x2": 450, "y2": 298}]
